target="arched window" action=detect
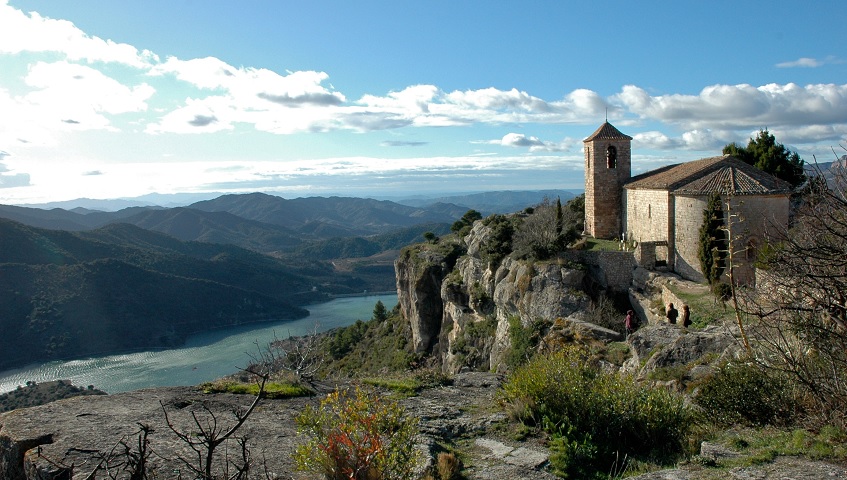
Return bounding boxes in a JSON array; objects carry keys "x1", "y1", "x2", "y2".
[{"x1": 606, "y1": 145, "x2": 617, "y2": 168}]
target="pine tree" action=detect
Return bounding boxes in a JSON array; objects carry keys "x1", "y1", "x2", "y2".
[{"x1": 723, "y1": 129, "x2": 805, "y2": 187}]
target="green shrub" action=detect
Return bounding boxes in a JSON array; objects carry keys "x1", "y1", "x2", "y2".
[
  {"x1": 479, "y1": 214, "x2": 515, "y2": 268},
  {"x1": 505, "y1": 316, "x2": 548, "y2": 369},
  {"x1": 294, "y1": 386, "x2": 419, "y2": 479},
  {"x1": 694, "y1": 361, "x2": 797, "y2": 426},
  {"x1": 500, "y1": 347, "x2": 692, "y2": 477}
]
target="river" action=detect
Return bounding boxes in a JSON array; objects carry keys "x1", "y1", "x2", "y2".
[{"x1": 0, "y1": 294, "x2": 397, "y2": 394}]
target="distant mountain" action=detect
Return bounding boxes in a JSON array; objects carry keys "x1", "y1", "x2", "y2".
[
  {"x1": 189, "y1": 193, "x2": 466, "y2": 235},
  {"x1": 117, "y1": 207, "x2": 304, "y2": 253},
  {"x1": 0, "y1": 218, "x2": 381, "y2": 370},
  {"x1": 17, "y1": 198, "x2": 158, "y2": 212},
  {"x1": 289, "y1": 222, "x2": 452, "y2": 261},
  {"x1": 2, "y1": 193, "x2": 467, "y2": 241},
  {"x1": 0, "y1": 204, "x2": 162, "y2": 231},
  {"x1": 396, "y1": 189, "x2": 582, "y2": 214},
  {"x1": 805, "y1": 155, "x2": 847, "y2": 190}
]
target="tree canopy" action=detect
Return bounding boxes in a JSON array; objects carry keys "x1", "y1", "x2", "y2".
[{"x1": 723, "y1": 129, "x2": 805, "y2": 188}]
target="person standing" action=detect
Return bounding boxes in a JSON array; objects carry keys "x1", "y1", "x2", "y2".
[
  {"x1": 624, "y1": 310, "x2": 636, "y2": 337},
  {"x1": 681, "y1": 304, "x2": 691, "y2": 327},
  {"x1": 666, "y1": 303, "x2": 678, "y2": 324}
]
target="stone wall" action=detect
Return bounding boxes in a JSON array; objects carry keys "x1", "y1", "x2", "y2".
[
  {"x1": 728, "y1": 194, "x2": 790, "y2": 285},
  {"x1": 627, "y1": 191, "x2": 790, "y2": 284},
  {"x1": 565, "y1": 250, "x2": 637, "y2": 291},
  {"x1": 585, "y1": 139, "x2": 631, "y2": 239},
  {"x1": 624, "y1": 188, "x2": 670, "y2": 250},
  {"x1": 673, "y1": 194, "x2": 709, "y2": 282},
  {"x1": 673, "y1": 193, "x2": 789, "y2": 284}
]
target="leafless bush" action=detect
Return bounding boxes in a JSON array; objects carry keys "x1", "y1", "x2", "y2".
[
  {"x1": 160, "y1": 364, "x2": 270, "y2": 479},
  {"x1": 742, "y1": 145, "x2": 847, "y2": 428}
]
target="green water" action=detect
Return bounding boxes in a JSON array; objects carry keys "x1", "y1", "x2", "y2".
[{"x1": 0, "y1": 294, "x2": 397, "y2": 394}]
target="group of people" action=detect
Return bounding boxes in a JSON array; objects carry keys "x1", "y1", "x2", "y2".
[
  {"x1": 623, "y1": 302, "x2": 691, "y2": 338},
  {"x1": 665, "y1": 302, "x2": 690, "y2": 327}
]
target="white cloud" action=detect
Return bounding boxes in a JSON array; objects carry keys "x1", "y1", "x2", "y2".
[
  {"x1": 500, "y1": 132, "x2": 545, "y2": 148},
  {"x1": 146, "y1": 57, "x2": 349, "y2": 134},
  {"x1": 0, "y1": 3, "x2": 155, "y2": 67},
  {"x1": 615, "y1": 83, "x2": 847, "y2": 137},
  {"x1": 633, "y1": 129, "x2": 732, "y2": 151},
  {"x1": 776, "y1": 57, "x2": 823, "y2": 68},
  {"x1": 20, "y1": 61, "x2": 154, "y2": 131},
  {"x1": 492, "y1": 132, "x2": 574, "y2": 153}
]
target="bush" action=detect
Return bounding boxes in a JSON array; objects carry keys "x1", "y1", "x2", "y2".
[
  {"x1": 479, "y1": 214, "x2": 515, "y2": 268},
  {"x1": 694, "y1": 361, "x2": 797, "y2": 426},
  {"x1": 294, "y1": 386, "x2": 419, "y2": 479},
  {"x1": 505, "y1": 316, "x2": 548, "y2": 369},
  {"x1": 436, "y1": 452, "x2": 460, "y2": 480},
  {"x1": 500, "y1": 347, "x2": 692, "y2": 478}
]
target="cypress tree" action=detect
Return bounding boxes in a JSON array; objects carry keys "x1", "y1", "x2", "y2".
[{"x1": 698, "y1": 194, "x2": 726, "y2": 284}]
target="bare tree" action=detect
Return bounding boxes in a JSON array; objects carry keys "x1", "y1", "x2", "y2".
[
  {"x1": 513, "y1": 197, "x2": 580, "y2": 259},
  {"x1": 264, "y1": 325, "x2": 325, "y2": 385},
  {"x1": 160, "y1": 365, "x2": 270, "y2": 479},
  {"x1": 716, "y1": 190, "x2": 753, "y2": 354},
  {"x1": 742, "y1": 146, "x2": 847, "y2": 427}
]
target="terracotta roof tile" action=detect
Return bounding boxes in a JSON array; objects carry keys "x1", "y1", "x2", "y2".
[
  {"x1": 583, "y1": 121, "x2": 633, "y2": 142},
  {"x1": 624, "y1": 155, "x2": 793, "y2": 195}
]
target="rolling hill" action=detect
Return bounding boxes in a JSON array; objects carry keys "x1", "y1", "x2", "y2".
[{"x1": 0, "y1": 218, "x2": 375, "y2": 370}]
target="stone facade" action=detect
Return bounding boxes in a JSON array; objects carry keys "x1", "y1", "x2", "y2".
[
  {"x1": 585, "y1": 122, "x2": 792, "y2": 284},
  {"x1": 636, "y1": 192, "x2": 791, "y2": 284},
  {"x1": 565, "y1": 250, "x2": 638, "y2": 291},
  {"x1": 623, "y1": 188, "x2": 672, "y2": 264},
  {"x1": 584, "y1": 122, "x2": 632, "y2": 239}
]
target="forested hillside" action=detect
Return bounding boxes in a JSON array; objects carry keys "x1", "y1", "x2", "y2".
[{"x1": 0, "y1": 218, "x2": 373, "y2": 370}]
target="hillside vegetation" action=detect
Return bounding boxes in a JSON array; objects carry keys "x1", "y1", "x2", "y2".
[{"x1": 0, "y1": 218, "x2": 369, "y2": 370}]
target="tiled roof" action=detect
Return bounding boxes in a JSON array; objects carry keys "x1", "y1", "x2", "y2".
[
  {"x1": 624, "y1": 155, "x2": 793, "y2": 195},
  {"x1": 583, "y1": 121, "x2": 632, "y2": 142}
]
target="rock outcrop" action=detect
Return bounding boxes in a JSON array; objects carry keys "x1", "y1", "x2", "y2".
[
  {"x1": 396, "y1": 222, "x2": 617, "y2": 373},
  {"x1": 0, "y1": 373, "x2": 558, "y2": 480}
]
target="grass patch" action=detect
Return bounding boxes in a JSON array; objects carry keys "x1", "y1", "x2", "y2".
[
  {"x1": 200, "y1": 380, "x2": 312, "y2": 399},
  {"x1": 362, "y1": 377, "x2": 420, "y2": 396},
  {"x1": 362, "y1": 369, "x2": 454, "y2": 396},
  {"x1": 599, "y1": 341, "x2": 631, "y2": 366},
  {"x1": 705, "y1": 426, "x2": 847, "y2": 468},
  {"x1": 583, "y1": 238, "x2": 623, "y2": 251},
  {"x1": 664, "y1": 283, "x2": 735, "y2": 328}
]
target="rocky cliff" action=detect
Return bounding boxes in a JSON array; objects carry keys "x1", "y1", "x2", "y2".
[
  {"x1": 395, "y1": 218, "x2": 744, "y2": 383},
  {"x1": 396, "y1": 220, "x2": 629, "y2": 373}
]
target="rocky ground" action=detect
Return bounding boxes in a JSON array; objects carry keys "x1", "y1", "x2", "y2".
[{"x1": 2, "y1": 371, "x2": 845, "y2": 479}]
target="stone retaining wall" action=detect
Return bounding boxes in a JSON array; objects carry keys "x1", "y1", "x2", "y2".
[{"x1": 565, "y1": 250, "x2": 637, "y2": 291}]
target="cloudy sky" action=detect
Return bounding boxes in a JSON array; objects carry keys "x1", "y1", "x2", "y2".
[{"x1": 1, "y1": 1, "x2": 845, "y2": 205}]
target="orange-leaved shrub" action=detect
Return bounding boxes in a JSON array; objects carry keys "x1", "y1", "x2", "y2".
[{"x1": 294, "y1": 385, "x2": 419, "y2": 480}]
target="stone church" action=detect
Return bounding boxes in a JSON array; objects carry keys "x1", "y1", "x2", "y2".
[{"x1": 583, "y1": 121, "x2": 792, "y2": 284}]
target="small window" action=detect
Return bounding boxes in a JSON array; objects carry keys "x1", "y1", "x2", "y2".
[{"x1": 606, "y1": 145, "x2": 617, "y2": 168}]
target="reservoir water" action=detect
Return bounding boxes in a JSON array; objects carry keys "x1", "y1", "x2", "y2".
[{"x1": 0, "y1": 294, "x2": 397, "y2": 394}]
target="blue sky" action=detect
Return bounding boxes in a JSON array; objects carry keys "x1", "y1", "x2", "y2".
[{"x1": 1, "y1": 1, "x2": 845, "y2": 204}]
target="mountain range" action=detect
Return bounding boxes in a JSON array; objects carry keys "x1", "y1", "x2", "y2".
[{"x1": 0, "y1": 190, "x2": 581, "y2": 370}]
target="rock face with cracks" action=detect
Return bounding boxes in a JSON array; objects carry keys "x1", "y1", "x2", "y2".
[
  {"x1": 2, "y1": 373, "x2": 844, "y2": 480},
  {"x1": 0, "y1": 373, "x2": 558, "y2": 480}
]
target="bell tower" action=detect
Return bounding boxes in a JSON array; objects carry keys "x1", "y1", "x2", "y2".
[{"x1": 583, "y1": 121, "x2": 632, "y2": 239}]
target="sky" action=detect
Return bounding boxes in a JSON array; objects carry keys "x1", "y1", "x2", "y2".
[{"x1": 0, "y1": 1, "x2": 846, "y2": 205}]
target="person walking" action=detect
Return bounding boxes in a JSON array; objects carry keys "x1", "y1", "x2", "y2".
[{"x1": 666, "y1": 303, "x2": 679, "y2": 324}]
